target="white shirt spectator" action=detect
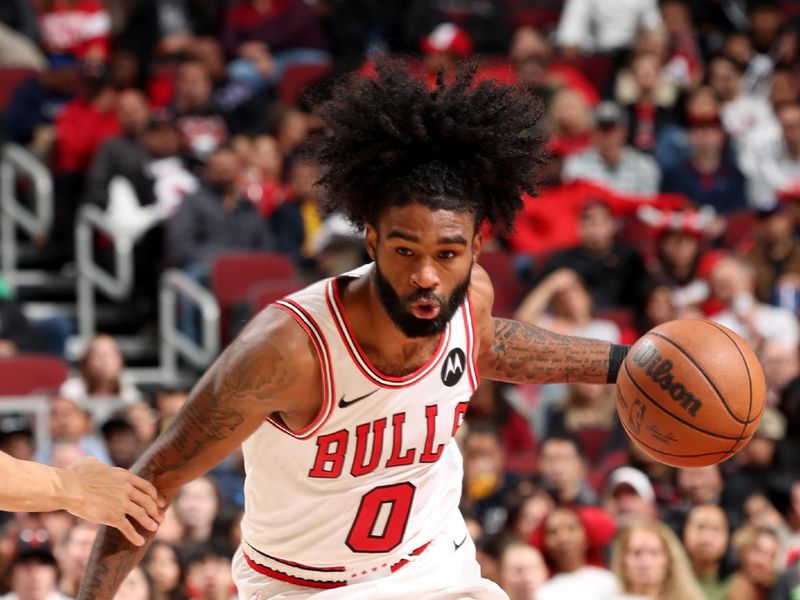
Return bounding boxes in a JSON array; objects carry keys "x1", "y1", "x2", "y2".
[
  {"x1": 556, "y1": 0, "x2": 662, "y2": 54},
  {"x1": 747, "y1": 135, "x2": 800, "y2": 209},
  {"x1": 538, "y1": 565, "x2": 620, "y2": 600},
  {"x1": 712, "y1": 302, "x2": 799, "y2": 349},
  {"x1": 563, "y1": 148, "x2": 660, "y2": 195}
]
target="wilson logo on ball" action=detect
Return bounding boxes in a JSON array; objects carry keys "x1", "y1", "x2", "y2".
[{"x1": 631, "y1": 342, "x2": 704, "y2": 417}]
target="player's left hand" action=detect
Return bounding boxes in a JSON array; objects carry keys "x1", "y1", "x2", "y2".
[{"x1": 59, "y1": 458, "x2": 166, "y2": 546}]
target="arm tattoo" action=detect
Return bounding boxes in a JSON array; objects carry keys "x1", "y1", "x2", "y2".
[
  {"x1": 79, "y1": 326, "x2": 300, "y2": 599},
  {"x1": 486, "y1": 318, "x2": 610, "y2": 384}
]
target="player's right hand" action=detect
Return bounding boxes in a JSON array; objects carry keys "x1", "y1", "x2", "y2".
[{"x1": 60, "y1": 457, "x2": 166, "y2": 546}]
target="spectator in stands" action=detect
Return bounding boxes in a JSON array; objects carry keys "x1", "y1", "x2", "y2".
[
  {"x1": 610, "y1": 520, "x2": 704, "y2": 600},
  {"x1": 2, "y1": 530, "x2": 69, "y2": 600},
  {"x1": 124, "y1": 401, "x2": 159, "y2": 448},
  {"x1": 38, "y1": 396, "x2": 110, "y2": 465},
  {"x1": 750, "y1": 103, "x2": 800, "y2": 210},
  {"x1": 603, "y1": 466, "x2": 659, "y2": 528},
  {"x1": 547, "y1": 87, "x2": 594, "y2": 159},
  {"x1": 760, "y1": 339, "x2": 800, "y2": 408},
  {"x1": 708, "y1": 254, "x2": 799, "y2": 350},
  {"x1": 84, "y1": 89, "x2": 152, "y2": 210},
  {"x1": 532, "y1": 506, "x2": 619, "y2": 599},
  {"x1": 682, "y1": 504, "x2": 733, "y2": 600},
  {"x1": 729, "y1": 526, "x2": 782, "y2": 599},
  {"x1": 642, "y1": 207, "x2": 711, "y2": 312},
  {"x1": 537, "y1": 434, "x2": 597, "y2": 505},
  {"x1": 120, "y1": 0, "x2": 221, "y2": 69},
  {"x1": 539, "y1": 200, "x2": 647, "y2": 310},
  {"x1": 54, "y1": 520, "x2": 97, "y2": 598},
  {"x1": 0, "y1": 417, "x2": 34, "y2": 462},
  {"x1": 114, "y1": 566, "x2": 152, "y2": 600},
  {"x1": 726, "y1": 408, "x2": 788, "y2": 507},
  {"x1": 153, "y1": 506, "x2": 184, "y2": 547},
  {"x1": 467, "y1": 382, "x2": 536, "y2": 460},
  {"x1": 5, "y1": 54, "x2": 78, "y2": 157},
  {"x1": 503, "y1": 484, "x2": 556, "y2": 544},
  {"x1": 677, "y1": 466, "x2": 725, "y2": 508},
  {"x1": 617, "y1": 51, "x2": 678, "y2": 154},
  {"x1": 543, "y1": 383, "x2": 627, "y2": 491},
  {"x1": 498, "y1": 541, "x2": 548, "y2": 600},
  {"x1": 0, "y1": 291, "x2": 47, "y2": 356},
  {"x1": 633, "y1": 277, "x2": 677, "y2": 337},
  {"x1": 59, "y1": 334, "x2": 143, "y2": 405},
  {"x1": 142, "y1": 540, "x2": 184, "y2": 600},
  {"x1": 516, "y1": 268, "x2": 621, "y2": 344},
  {"x1": 53, "y1": 61, "x2": 120, "y2": 176},
  {"x1": 100, "y1": 417, "x2": 142, "y2": 470},
  {"x1": 166, "y1": 146, "x2": 273, "y2": 339},
  {"x1": 403, "y1": 0, "x2": 510, "y2": 55},
  {"x1": 234, "y1": 134, "x2": 290, "y2": 220},
  {"x1": 563, "y1": 101, "x2": 661, "y2": 195},
  {"x1": 660, "y1": 108, "x2": 749, "y2": 215},
  {"x1": 658, "y1": 0, "x2": 703, "y2": 91},
  {"x1": 708, "y1": 54, "x2": 779, "y2": 175},
  {"x1": 36, "y1": 0, "x2": 112, "y2": 63},
  {"x1": 461, "y1": 423, "x2": 515, "y2": 537},
  {"x1": 174, "y1": 476, "x2": 220, "y2": 546},
  {"x1": 183, "y1": 542, "x2": 236, "y2": 600},
  {"x1": 172, "y1": 60, "x2": 229, "y2": 166},
  {"x1": 222, "y1": 0, "x2": 330, "y2": 92},
  {"x1": 154, "y1": 388, "x2": 188, "y2": 434},
  {"x1": 556, "y1": 0, "x2": 661, "y2": 58}
]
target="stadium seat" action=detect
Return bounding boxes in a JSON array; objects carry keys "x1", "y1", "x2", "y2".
[
  {"x1": 279, "y1": 63, "x2": 334, "y2": 106},
  {"x1": 478, "y1": 251, "x2": 526, "y2": 317},
  {"x1": 0, "y1": 67, "x2": 37, "y2": 112},
  {"x1": 210, "y1": 252, "x2": 298, "y2": 343},
  {"x1": 0, "y1": 354, "x2": 69, "y2": 396},
  {"x1": 248, "y1": 278, "x2": 305, "y2": 314}
]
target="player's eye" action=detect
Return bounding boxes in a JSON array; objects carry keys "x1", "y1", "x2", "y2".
[
  {"x1": 395, "y1": 247, "x2": 413, "y2": 257},
  {"x1": 438, "y1": 251, "x2": 456, "y2": 259}
]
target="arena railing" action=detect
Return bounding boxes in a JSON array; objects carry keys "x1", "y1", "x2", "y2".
[
  {"x1": 75, "y1": 203, "x2": 135, "y2": 342},
  {"x1": 0, "y1": 143, "x2": 53, "y2": 287},
  {"x1": 159, "y1": 268, "x2": 220, "y2": 385}
]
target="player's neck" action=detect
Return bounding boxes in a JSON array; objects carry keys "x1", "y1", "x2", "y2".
[{"x1": 340, "y1": 275, "x2": 443, "y2": 372}]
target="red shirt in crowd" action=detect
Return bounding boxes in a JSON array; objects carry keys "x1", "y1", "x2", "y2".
[
  {"x1": 54, "y1": 97, "x2": 120, "y2": 173},
  {"x1": 38, "y1": 0, "x2": 111, "y2": 62}
]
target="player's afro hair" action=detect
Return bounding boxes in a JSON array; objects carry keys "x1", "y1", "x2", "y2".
[{"x1": 313, "y1": 60, "x2": 544, "y2": 232}]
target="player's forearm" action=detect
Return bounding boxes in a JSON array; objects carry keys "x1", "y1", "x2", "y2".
[
  {"x1": 0, "y1": 452, "x2": 77, "y2": 513},
  {"x1": 481, "y1": 317, "x2": 627, "y2": 384}
]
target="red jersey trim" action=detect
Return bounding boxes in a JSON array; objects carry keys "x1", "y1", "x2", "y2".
[
  {"x1": 243, "y1": 541, "x2": 432, "y2": 588},
  {"x1": 326, "y1": 278, "x2": 451, "y2": 388},
  {"x1": 268, "y1": 300, "x2": 335, "y2": 439},
  {"x1": 465, "y1": 291, "x2": 480, "y2": 390},
  {"x1": 243, "y1": 551, "x2": 345, "y2": 589},
  {"x1": 245, "y1": 542, "x2": 346, "y2": 573}
]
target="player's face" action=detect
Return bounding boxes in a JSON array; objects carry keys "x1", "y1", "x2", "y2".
[{"x1": 366, "y1": 203, "x2": 481, "y2": 338}]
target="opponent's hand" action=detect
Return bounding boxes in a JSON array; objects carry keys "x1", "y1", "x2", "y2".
[{"x1": 59, "y1": 458, "x2": 166, "y2": 546}]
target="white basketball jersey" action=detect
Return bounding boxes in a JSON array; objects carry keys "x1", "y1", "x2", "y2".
[{"x1": 239, "y1": 263, "x2": 479, "y2": 589}]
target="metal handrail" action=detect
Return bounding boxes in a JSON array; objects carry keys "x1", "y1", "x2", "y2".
[
  {"x1": 0, "y1": 396, "x2": 50, "y2": 454},
  {"x1": 75, "y1": 203, "x2": 135, "y2": 341},
  {"x1": 159, "y1": 268, "x2": 220, "y2": 384},
  {"x1": 0, "y1": 143, "x2": 54, "y2": 285}
]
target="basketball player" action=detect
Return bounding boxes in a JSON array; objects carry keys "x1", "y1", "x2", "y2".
[
  {"x1": 0, "y1": 452, "x2": 163, "y2": 546},
  {"x1": 79, "y1": 63, "x2": 630, "y2": 599}
]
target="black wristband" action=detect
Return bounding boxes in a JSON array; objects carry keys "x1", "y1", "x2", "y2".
[{"x1": 607, "y1": 344, "x2": 631, "y2": 383}]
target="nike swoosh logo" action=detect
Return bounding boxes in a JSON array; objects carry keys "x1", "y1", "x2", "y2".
[
  {"x1": 338, "y1": 389, "x2": 379, "y2": 409},
  {"x1": 453, "y1": 533, "x2": 468, "y2": 552}
]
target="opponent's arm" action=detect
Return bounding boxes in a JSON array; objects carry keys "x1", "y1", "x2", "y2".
[
  {"x1": 78, "y1": 308, "x2": 316, "y2": 599},
  {"x1": 0, "y1": 453, "x2": 162, "y2": 546},
  {"x1": 472, "y1": 265, "x2": 627, "y2": 384}
]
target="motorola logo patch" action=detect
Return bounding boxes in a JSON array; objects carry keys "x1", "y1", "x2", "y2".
[{"x1": 441, "y1": 348, "x2": 466, "y2": 387}]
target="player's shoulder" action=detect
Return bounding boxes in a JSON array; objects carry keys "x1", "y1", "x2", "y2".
[
  {"x1": 470, "y1": 262, "x2": 494, "y2": 322},
  {"x1": 229, "y1": 304, "x2": 320, "y2": 372}
]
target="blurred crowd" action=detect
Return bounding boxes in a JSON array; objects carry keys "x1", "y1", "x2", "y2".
[{"x1": 4, "y1": 0, "x2": 800, "y2": 599}]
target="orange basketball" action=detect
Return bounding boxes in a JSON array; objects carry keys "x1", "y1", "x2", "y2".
[{"x1": 616, "y1": 319, "x2": 766, "y2": 468}]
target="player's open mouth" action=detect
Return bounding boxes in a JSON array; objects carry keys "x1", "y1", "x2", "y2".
[{"x1": 410, "y1": 301, "x2": 441, "y2": 319}]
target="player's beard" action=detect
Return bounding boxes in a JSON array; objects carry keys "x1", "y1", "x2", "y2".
[{"x1": 373, "y1": 262, "x2": 470, "y2": 338}]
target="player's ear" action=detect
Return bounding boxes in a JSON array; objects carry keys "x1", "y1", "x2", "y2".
[
  {"x1": 471, "y1": 231, "x2": 482, "y2": 263},
  {"x1": 365, "y1": 224, "x2": 377, "y2": 261}
]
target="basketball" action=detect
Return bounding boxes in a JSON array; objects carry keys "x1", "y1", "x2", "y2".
[{"x1": 616, "y1": 319, "x2": 766, "y2": 468}]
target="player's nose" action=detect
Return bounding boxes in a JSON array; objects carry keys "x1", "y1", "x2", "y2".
[{"x1": 409, "y1": 258, "x2": 440, "y2": 289}]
